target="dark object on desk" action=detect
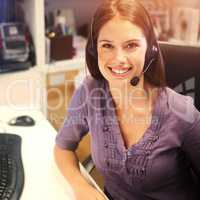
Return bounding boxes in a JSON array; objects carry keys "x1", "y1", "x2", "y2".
[
  {"x1": 0, "y1": 22, "x2": 29, "y2": 63},
  {"x1": 0, "y1": 61, "x2": 31, "y2": 74},
  {"x1": 159, "y1": 42, "x2": 200, "y2": 111},
  {"x1": 0, "y1": 22, "x2": 35, "y2": 73},
  {"x1": 8, "y1": 115, "x2": 35, "y2": 126},
  {"x1": 77, "y1": 23, "x2": 89, "y2": 38},
  {"x1": 0, "y1": 22, "x2": 34, "y2": 74},
  {"x1": 0, "y1": 134, "x2": 24, "y2": 200},
  {"x1": 50, "y1": 35, "x2": 75, "y2": 61}
]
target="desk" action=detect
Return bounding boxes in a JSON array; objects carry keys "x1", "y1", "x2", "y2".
[
  {"x1": 44, "y1": 58, "x2": 85, "y2": 74},
  {"x1": 0, "y1": 106, "x2": 105, "y2": 200}
]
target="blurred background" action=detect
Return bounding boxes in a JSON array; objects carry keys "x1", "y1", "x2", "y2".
[{"x1": 0, "y1": 0, "x2": 199, "y2": 190}]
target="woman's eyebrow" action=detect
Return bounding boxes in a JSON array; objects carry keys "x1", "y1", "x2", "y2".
[
  {"x1": 98, "y1": 38, "x2": 144, "y2": 43},
  {"x1": 98, "y1": 39, "x2": 113, "y2": 43},
  {"x1": 124, "y1": 39, "x2": 142, "y2": 43}
]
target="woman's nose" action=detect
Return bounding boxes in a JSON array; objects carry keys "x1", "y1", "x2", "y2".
[{"x1": 113, "y1": 48, "x2": 127, "y2": 63}]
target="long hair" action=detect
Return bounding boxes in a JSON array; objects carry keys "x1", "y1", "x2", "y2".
[{"x1": 86, "y1": 0, "x2": 166, "y2": 87}]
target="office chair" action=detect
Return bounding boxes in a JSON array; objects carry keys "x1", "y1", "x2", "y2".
[
  {"x1": 160, "y1": 41, "x2": 200, "y2": 188},
  {"x1": 159, "y1": 42, "x2": 200, "y2": 111}
]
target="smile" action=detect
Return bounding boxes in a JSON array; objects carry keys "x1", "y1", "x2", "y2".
[{"x1": 108, "y1": 67, "x2": 132, "y2": 76}]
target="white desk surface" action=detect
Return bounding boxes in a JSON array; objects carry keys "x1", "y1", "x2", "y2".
[
  {"x1": 0, "y1": 106, "x2": 76, "y2": 200},
  {"x1": 0, "y1": 106, "x2": 108, "y2": 200},
  {"x1": 43, "y1": 58, "x2": 85, "y2": 74}
]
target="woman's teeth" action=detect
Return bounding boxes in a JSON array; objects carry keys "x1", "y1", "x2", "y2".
[{"x1": 109, "y1": 67, "x2": 131, "y2": 74}]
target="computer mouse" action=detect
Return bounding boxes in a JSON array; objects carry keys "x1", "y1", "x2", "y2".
[{"x1": 8, "y1": 115, "x2": 35, "y2": 126}]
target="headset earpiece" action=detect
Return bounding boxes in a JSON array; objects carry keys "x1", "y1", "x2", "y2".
[
  {"x1": 87, "y1": 17, "x2": 98, "y2": 58},
  {"x1": 144, "y1": 43, "x2": 158, "y2": 69},
  {"x1": 87, "y1": 37, "x2": 97, "y2": 58}
]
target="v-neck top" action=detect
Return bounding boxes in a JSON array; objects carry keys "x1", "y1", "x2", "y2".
[
  {"x1": 56, "y1": 76, "x2": 200, "y2": 200},
  {"x1": 103, "y1": 79, "x2": 162, "y2": 153}
]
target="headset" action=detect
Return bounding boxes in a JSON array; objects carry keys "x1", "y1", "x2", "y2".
[
  {"x1": 130, "y1": 41, "x2": 158, "y2": 86},
  {"x1": 86, "y1": 17, "x2": 98, "y2": 58},
  {"x1": 87, "y1": 13, "x2": 159, "y2": 86}
]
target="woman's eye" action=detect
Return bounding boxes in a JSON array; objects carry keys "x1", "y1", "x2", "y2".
[
  {"x1": 125, "y1": 43, "x2": 139, "y2": 50},
  {"x1": 102, "y1": 43, "x2": 114, "y2": 49}
]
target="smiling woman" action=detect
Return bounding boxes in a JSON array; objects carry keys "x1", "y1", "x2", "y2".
[
  {"x1": 86, "y1": 0, "x2": 166, "y2": 89},
  {"x1": 54, "y1": 0, "x2": 200, "y2": 200},
  {"x1": 97, "y1": 17, "x2": 147, "y2": 85}
]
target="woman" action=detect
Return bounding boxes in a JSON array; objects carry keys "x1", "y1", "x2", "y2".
[{"x1": 54, "y1": 0, "x2": 200, "y2": 199}]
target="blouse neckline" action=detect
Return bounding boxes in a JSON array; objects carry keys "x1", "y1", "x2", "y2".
[{"x1": 102, "y1": 80, "x2": 165, "y2": 153}]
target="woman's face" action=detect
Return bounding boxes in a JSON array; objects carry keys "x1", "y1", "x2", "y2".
[{"x1": 97, "y1": 16, "x2": 148, "y2": 87}]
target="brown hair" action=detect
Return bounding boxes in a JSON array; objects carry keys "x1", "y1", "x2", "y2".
[{"x1": 86, "y1": 0, "x2": 166, "y2": 87}]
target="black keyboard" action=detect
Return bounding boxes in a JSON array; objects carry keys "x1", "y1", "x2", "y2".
[{"x1": 0, "y1": 134, "x2": 24, "y2": 200}]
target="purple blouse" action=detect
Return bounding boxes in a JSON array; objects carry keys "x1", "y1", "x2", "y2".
[{"x1": 56, "y1": 76, "x2": 200, "y2": 200}]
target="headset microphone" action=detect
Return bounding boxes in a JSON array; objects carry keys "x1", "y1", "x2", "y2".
[
  {"x1": 130, "y1": 76, "x2": 140, "y2": 87},
  {"x1": 130, "y1": 58, "x2": 155, "y2": 86}
]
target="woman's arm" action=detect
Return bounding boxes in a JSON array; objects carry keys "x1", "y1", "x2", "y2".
[{"x1": 54, "y1": 145, "x2": 106, "y2": 200}]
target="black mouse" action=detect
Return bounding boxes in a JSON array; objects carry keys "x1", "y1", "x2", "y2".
[{"x1": 8, "y1": 115, "x2": 35, "y2": 126}]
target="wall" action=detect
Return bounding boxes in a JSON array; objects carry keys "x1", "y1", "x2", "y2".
[
  {"x1": 45, "y1": 0, "x2": 101, "y2": 28},
  {"x1": 22, "y1": 0, "x2": 46, "y2": 66},
  {"x1": 176, "y1": 0, "x2": 200, "y2": 8},
  {"x1": 45, "y1": 0, "x2": 200, "y2": 30},
  {"x1": 0, "y1": 68, "x2": 44, "y2": 110}
]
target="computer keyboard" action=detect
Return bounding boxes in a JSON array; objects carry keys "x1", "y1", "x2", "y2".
[{"x1": 0, "y1": 134, "x2": 24, "y2": 200}]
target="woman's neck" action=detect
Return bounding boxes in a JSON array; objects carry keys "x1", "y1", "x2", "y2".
[{"x1": 108, "y1": 78, "x2": 157, "y2": 115}]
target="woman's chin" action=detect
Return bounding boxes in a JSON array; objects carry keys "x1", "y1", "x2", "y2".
[{"x1": 107, "y1": 77, "x2": 132, "y2": 87}]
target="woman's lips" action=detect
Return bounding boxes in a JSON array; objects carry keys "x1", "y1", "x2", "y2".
[{"x1": 108, "y1": 66, "x2": 132, "y2": 78}]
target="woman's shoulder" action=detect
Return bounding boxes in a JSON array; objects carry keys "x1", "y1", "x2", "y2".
[
  {"x1": 79, "y1": 75, "x2": 103, "y2": 90},
  {"x1": 72, "y1": 75, "x2": 105, "y2": 102},
  {"x1": 68, "y1": 76, "x2": 103, "y2": 111},
  {"x1": 165, "y1": 87, "x2": 193, "y2": 104},
  {"x1": 163, "y1": 87, "x2": 196, "y2": 124}
]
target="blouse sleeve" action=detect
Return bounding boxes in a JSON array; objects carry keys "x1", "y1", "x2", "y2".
[
  {"x1": 182, "y1": 103, "x2": 200, "y2": 177},
  {"x1": 55, "y1": 82, "x2": 89, "y2": 151}
]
